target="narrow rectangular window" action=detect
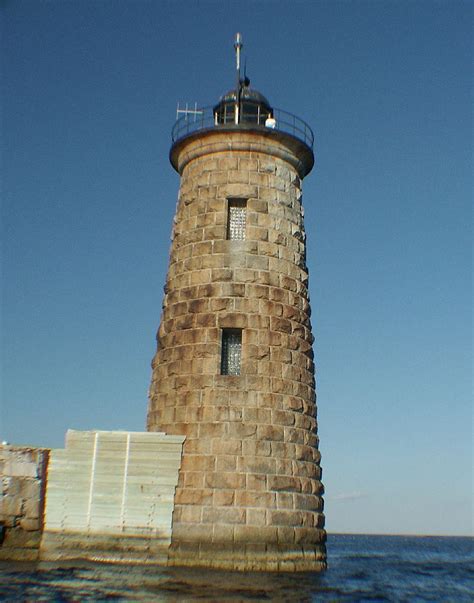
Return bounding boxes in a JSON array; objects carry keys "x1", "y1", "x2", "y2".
[
  {"x1": 227, "y1": 199, "x2": 247, "y2": 240},
  {"x1": 221, "y1": 329, "x2": 242, "y2": 375}
]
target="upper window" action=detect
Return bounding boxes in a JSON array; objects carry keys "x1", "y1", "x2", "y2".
[
  {"x1": 227, "y1": 199, "x2": 247, "y2": 240},
  {"x1": 221, "y1": 329, "x2": 242, "y2": 376}
]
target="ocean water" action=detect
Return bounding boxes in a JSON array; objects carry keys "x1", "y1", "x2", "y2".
[{"x1": 0, "y1": 534, "x2": 472, "y2": 602}]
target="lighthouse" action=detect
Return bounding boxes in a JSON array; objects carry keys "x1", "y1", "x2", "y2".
[{"x1": 147, "y1": 35, "x2": 326, "y2": 571}]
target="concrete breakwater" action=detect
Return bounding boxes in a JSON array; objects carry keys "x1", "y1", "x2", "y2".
[{"x1": 0, "y1": 431, "x2": 185, "y2": 564}]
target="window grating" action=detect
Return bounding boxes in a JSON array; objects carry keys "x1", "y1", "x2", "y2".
[
  {"x1": 221, "y1": 329, "x2": 242, "y2": 375},
  {"x1": 227, "y1": 199, "x2": 247, "y2": 240}
]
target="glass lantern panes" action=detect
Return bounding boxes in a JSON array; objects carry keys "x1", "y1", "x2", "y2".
[
  {"x1": 227, "y1": 199, "x2": 247, "y2": 240},
  {"x1": 221, "y1": 329, "x2": 242, "y2": 376}
]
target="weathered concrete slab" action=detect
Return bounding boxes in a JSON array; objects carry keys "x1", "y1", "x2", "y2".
[{"x1": 40, "y1": 429, "x2": 185, "y2": 563}]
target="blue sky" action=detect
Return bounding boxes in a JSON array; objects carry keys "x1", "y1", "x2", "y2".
[{"x1": 1, "y1": 0, "x2": 472, "y2": 536}]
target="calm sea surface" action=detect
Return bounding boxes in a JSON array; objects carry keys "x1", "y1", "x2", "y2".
[{"x1": 0, "y1": 535, "x2": 472, "y2": 602}]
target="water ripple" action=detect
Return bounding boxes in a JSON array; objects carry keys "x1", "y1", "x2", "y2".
[{"x1": 0, "y1": 535, "x2": 472, "y2": 602}]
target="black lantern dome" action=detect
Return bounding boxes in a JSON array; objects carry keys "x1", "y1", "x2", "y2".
[{"x1": 213, "y1": 78, "x2": 273, "y2": 126}]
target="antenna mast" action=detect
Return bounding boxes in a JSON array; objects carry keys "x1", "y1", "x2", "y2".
[{"x1": 234, "y1": 33, "x2": 243, "y2": 124}]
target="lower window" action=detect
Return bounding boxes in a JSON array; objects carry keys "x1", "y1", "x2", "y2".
[{"x1": 221, "y1": 329, "x2": 242, "y2": 375}]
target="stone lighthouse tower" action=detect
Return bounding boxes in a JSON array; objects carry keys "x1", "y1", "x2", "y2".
[{"x1": 147, "y1": 35, "x2": 326, "y2": 571}]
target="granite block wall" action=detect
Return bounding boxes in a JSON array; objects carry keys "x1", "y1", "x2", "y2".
[
  {"x1": 147, "y1": 130, "x2": 326, "y2": 571},
  {"x1": 0, "y1": 445, "x2": 49, "y2": 560}
]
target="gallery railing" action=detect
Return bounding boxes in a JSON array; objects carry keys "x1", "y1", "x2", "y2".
[{"x1": 171, "y1": 105, "x2": 314, "y2": 149}]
